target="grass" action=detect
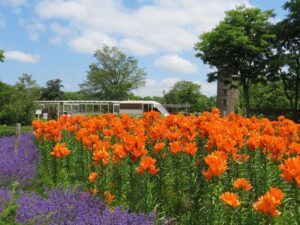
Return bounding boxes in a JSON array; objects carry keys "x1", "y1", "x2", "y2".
[{"x1": 0, "y1": 125, "x2": 33, "y2": 137}]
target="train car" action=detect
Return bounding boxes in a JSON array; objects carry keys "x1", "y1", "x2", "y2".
[
  {"x1": 114, "y1": 101, "x2": 169, "y2": 116},
  {"x1": 37, "y1": 100, "x2": 169, "y2": 118}
]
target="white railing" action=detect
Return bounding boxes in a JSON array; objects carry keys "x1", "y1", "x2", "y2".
[{"x1": 154, "y1": 103, "x2": 169, "y2": 116}]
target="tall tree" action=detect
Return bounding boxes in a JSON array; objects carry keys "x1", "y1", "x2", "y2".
[
  {"x1": 269, "y1": 0, "x2": 300, "y2": 121},
  {"x1": 0, "y1": 50, "x2": 4, "y2": 62},
  {"x1": 80, "y1": 45, "x2": 146, "y2": 100},
  {"x1": 41, "y1": 79, "x2": 64, "y2": 100},
  {"x1": 195, "y1": 5, "x2": 275, "y2": 117},
  {"x1": 0, "y1": 74, "x2": 40, "y2": 125}
]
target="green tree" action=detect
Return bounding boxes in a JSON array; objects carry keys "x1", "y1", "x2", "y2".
[
  {"x1": 239, "y1": 82, "x2": 290, "y2": 119},
  {"x1": 41, "y1": 79, "x2": 64, "y2": 100},
  {"x1": 142, "y1": 96, "x2": 152, "y2": 101},
  {"x1": 0, "y1": 81, "x2": 13, "y2": 110},
  {"x1": 63, "y1": 91, "x2": 88, "y2": 100},
  {"x1": 195, "y1": 5, "x2": 275, "y2": 117},
  {"x1": 0, "y1": 74, "x2": 40, "y2": 125},
  {"x1": 125, "y1": 94, "x2": 164, "y2": 102},
  {"x1": 149, "y1": 96, "x2": 164, "y2": 103},
  {"x1": 164, "y1": 80, "x2": 215, "y2": 112},
  {"x1": 80, "y1": 45, "x2": 146, "y2": 100},
  {"x1": 0, "y1": 50, "x2": 4, "y2": 62},
  {"x1": 164, "y1": 81, "x2": 200, "y2": 105},
  {"x1": 197, "y1": 95, "x2": 216, "y2": 112},
  {"x1": 269, "y1": 0, "x2": 300, "y2": 121},
  {"x1": 128, "y1": 93, "x2": 143, "y2": 100}
]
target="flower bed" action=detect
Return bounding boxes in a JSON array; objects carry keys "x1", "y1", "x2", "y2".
[{"x1": 31, "y1": 110, "x2": 300, "y2": 224}]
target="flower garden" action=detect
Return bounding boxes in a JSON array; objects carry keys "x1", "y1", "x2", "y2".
[{"x1": 1, "y1": 109, "x2": 300, "y2": 224}]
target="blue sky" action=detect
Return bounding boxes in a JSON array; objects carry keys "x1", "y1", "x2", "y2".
[{"x1": 0, "y1": 0, "x2": 287, "y2": 97}]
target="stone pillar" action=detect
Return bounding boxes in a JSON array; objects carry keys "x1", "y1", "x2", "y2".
[
  {"x1": 14, "y1": 123, "x2": 21, "y2": 154},
  {"x1": 217, "y1": 78, "x2": 239, "y2": 116}
]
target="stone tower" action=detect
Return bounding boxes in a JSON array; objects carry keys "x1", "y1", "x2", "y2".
[{"x1": 217, "y1": 77, "x2": 239, "y2": 116}]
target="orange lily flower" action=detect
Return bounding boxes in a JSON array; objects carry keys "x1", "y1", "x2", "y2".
[
  {"x1": 88, "y1": 172, "x2": 98, "y2": 183},
  {"x1": 253, "y1": 187, "x2": 284, "y2": 217},
  {"x1": 154, "y1": 142, "x2": 165, "y2": 155},
  {"x1": 136, "y1": 156, "x2": 159, "y2": 175},
  {"x1": 50, "y1": 143, "x2": 71, "y2": 158},
  {"x1": 220, "y1": 192, "x2": 240, "y2": 208},
  {"x1": 104, "y1": 191, "x2": 115, "y2": 204},
  {"x1": 279, "y1": 155, "x2": 300, "y2": 188},
  {"x1": 203, "y1": 150, "x2": 227, "y2": 180},
  {"x1": 232, "y1": 178, "x2": 252, "y2": 192}
]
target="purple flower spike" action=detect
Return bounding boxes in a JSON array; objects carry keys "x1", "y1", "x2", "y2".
[
  {"x1": 0, "y1": 133, "x2": 39, "y2": 187},
  {"x1": 0, "y1": 188, "x2": 11, "y2": 213}
]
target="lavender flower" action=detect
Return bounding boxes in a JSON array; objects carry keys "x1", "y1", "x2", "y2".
[
  {"x1": 99, "y1": 206, "x2": 155, "y2": 225},
  {"x1": 16, "y1": 188, "x2": 156, "y2": 225},
  {"x1": 0, "y1": 133, "x2": 39, "y2": 187},
  {"x1": 0, "y1": 188, "x2": 11, "y2": 213}
]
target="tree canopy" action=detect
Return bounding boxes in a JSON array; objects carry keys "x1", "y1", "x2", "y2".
[
  {"x1": 269, "y1": 0, "x2": 300, "y2": 121},
  {"x1": 195, "y1": 5, "x2": 275, "y2": 117},
  {"x1": 63, "y1": 91, "x2": 88, "y2": 100},
  {"x1": 80, "y1": 45, "x2": 146, "y2": 100},
  {"x1": 41, "y1": 79, "x2": 64, "y2": 100},
  {"x1": 0, "y1": 74, "x2": 40, "y2": 125},
  {"x1": 164, "y1": 80, "x2": 216, "y2": 112},
  {"x1": 0, "y1": 81, "x2": 13, "y2": 109},
  {"x1": 165, "y1": 81, "x2": 201, "y2": 104},
  {"x1": 0, "y1": 50, "x2": 4, "y2": 62}
]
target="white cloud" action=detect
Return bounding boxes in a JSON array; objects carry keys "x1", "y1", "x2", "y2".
[
  {"x1": 119, "y1": 39, "x2": 157, "y2": 55},
  {"x1": 137, "y1": 0, "x2": 152, "y2": 3},
  {"x1": 133, "y1": 78, "x2": 217, "y2": 97},
  {"x1": 49, "y1": 23, "x2": 73, "y2": 44},
  {"x1": 50, "y1": 23, "x2": 72, "y2": 36},
  {"x1": 195, "y1": 81, "x2": 217, "y2": 97},
  {"x1": 0, "y1": 19, "x2": 5, "y2": 28},
  {"x1": 154, "y1": 54, "x2": 198, "y2": 74},
  {"x1": 1, "y1": 0, "x2": 26, "y2": 7},
  {"x1": 19, "y1": 19, "x2": 45, "y2": 40},
  {"x1": 68, "y1": 32, "x2": 118, "y2": 54},
  {"x1": 133, "y1": 78, "x2": 180, "y2": 97},
  {"x1": 4, "y1": 51, "x2": 40, "y2": 63},
  {"x1": 34, "y1": 0, "x2": 250, "y2": 55},
  {"x1": 36, "y1": 0, "x2": 87, "y2": 21}
]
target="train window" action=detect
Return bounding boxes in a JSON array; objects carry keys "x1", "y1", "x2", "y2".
[{"x1": 120, "y1": 104, "x2": 143, "y2": 110}]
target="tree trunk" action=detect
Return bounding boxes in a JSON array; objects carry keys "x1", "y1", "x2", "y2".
[
  {"x1": 241, "y1": 77, "x2": 251, "y2": 117},
  {"x1": 293, "y1": 60, "x2": 300, "y2": 122},
  {"x1": 280, "y1": 73, "x2": 294, "y2": 116}
]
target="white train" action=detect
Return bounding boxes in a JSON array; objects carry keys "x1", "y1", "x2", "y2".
[{"x1": 37, "y1": 100, "x2": 169, "y2": 118}]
